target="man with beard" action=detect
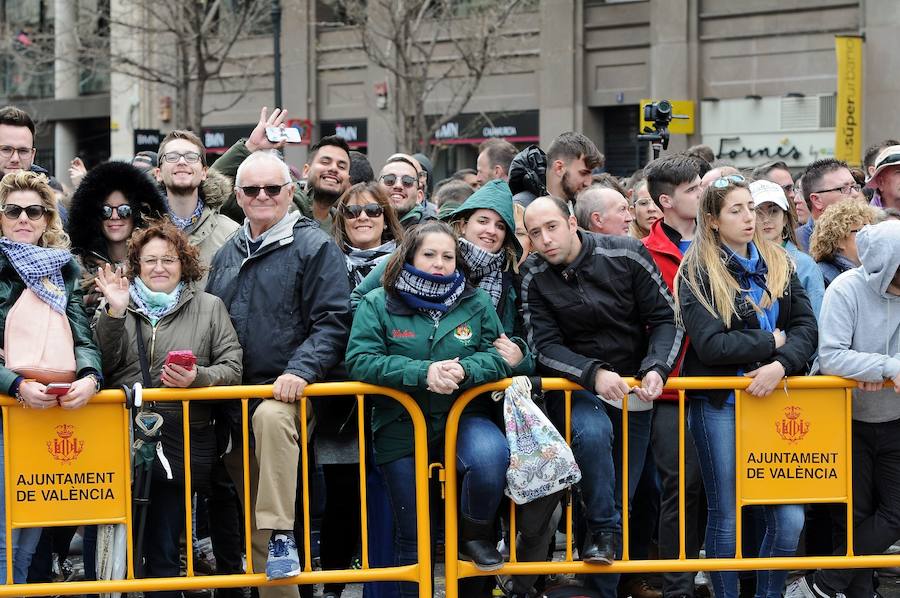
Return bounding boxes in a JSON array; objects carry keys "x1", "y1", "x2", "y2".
[
  {"x1": 212, "y1": 107, "x2": 352, "y2": 233},
  {"x1": 156, "y1": 129, "x2": 239, "y2": 282},
  {"x1": 545, "y1": 131, "x2": 603, "y2": 211}
]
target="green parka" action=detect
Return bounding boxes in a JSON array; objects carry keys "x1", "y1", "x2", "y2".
[
  {"x1": 346, "y1": 285, "x2": 511, "y2": 464},
  {"x1": 0, "y1": 254, "x2": 102, "y2": 395}
]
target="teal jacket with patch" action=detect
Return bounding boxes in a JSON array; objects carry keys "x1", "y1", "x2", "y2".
[{"x1": 346, "y1": 285, "x2": 511, "y2": 464}]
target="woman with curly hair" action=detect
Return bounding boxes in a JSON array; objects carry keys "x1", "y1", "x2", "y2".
[
  {"x1": 67, "y1": 161, "x2": 167, "y2": 316},
  {"x1": 809, "y1": 201, "x2": 883, "y2": 287},
  {"x1": 94, "y1": 220, "x2": 242, "y2": 593}
]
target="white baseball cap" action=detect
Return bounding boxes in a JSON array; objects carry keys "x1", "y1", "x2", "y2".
[{"x1": 749, "y1": 179, "x2": 790, "y2": 212}]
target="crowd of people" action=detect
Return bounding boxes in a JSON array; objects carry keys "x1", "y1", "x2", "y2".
[{"x1": 1, "y1": 101, "x2": 900, "y2": 598}]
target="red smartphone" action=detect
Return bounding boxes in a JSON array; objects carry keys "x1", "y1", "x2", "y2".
[
  {"x1": 45, "y1": 383, "x2": 71, "y2": 396},
  {"x1": 165, "y1": 350, "x2": 196, "y2": 370}
]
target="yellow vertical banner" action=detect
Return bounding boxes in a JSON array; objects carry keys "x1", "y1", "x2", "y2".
[{"x1": 835, "y1": 35, "x2": 863, "y2": 166}]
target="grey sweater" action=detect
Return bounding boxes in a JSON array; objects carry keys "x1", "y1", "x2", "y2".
[{"x1": 818, "y1": 220, "x2": 900, "y2": 423}]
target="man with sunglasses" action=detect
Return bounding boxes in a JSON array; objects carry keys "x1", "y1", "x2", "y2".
[
  {"x1": 377, "y1": 155, "x2": 430, "y2": 228},
  {"x1": 206, "y1": 150, "x2": 351, "y2": 595},
  {"x1": 795, "y1": 158, "x2": 863, "y2": 253},
  {"x1": 156, "y1": 130, "x2": 238, "y2": 283},
  {"x1": 212, "y1": 107, "x2": 352, "y2": 234}
]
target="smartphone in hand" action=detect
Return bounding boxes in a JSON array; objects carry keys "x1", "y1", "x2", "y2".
[{"x1": 165, "y1": 350, "x2": 196, "y2": 370}]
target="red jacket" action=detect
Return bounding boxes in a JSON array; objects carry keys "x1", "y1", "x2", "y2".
[{"x1": 642, "y1": 219, "x2": 689, "y2": 401}]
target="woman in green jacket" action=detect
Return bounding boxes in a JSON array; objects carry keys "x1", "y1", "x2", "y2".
[{"x1": 346, "y1": 221, "x2": 512, "y2": 595}]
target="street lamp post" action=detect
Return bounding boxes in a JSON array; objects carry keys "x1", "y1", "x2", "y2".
[{"x1": 272, "y1": 0, "x2": 282, "y2": 108}]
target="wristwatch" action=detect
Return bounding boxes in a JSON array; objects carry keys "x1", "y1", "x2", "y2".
[{"x1": 86, "y1": 373, "x2": 101, "y2": 393}]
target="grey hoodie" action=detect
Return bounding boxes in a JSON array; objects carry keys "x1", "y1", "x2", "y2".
[{"x1": 818, "y1": 220, "x2": 900, "y2": 423}]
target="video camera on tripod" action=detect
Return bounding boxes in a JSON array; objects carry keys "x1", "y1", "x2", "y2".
[{"x1": 637, "y1": 99, "x2": 688, "y2": 162}]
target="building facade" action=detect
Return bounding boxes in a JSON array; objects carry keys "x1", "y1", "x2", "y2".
[{"x1": 2, "y1": 0, "x2": 898, "y2": 183}]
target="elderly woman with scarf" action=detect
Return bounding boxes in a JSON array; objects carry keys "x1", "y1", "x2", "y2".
[
  {"x1": 0, "y1": 171, "x2": 102, "y2": 584},
  {"x1": 94, "y1": 220, "x2": 242, "y2": 596},
  {"x1": 346, "y1": 220, "x2": 512, "y2": 598}
]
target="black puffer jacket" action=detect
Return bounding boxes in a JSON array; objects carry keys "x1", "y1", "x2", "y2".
[
  {"x1": 520, "y1": 231, "x2": 683, "y2": 389},
  {"x1": 205, "y1": 215, "x2": 351, "y2": 388},
  {"x1": 677, "y1": 265, "x2": 817, "y2": 407},
  {"x1": 508, "y1": 145, "x2": 547, "y2": 207}
]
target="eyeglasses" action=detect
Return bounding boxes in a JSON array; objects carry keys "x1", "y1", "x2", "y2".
[
  {"x1": 237, "y1": 182, "x2": 290, "y2": 198},
  {"x1": 342, "y1": 203, "x2": 384, "y2": 219},
  {"x1": 101, "y1": 204, "x2": 133, "y2": 220},
  {"x1": 1, "y1": 204, "x2": 47, "y2": 220},
  {"x1": 812, "y1": 183, "x2": 862, "y2": 196},
  {"x1": 780, "y1": 183, "x2": 795, "y2": 194},
  {"x1": 0, "y1": 146, "x2": 34, "y2": 159},
  {"x1": 161, "y1": 151, "x2": 202, "y2": 164},
  {"x1": 139, "y1": 256, "x2": 180, "y2": 267},
  {"x1": 711, "y1": 174, "x2": 746, "y2": 188},
  {"x1": 380, "y1": 174, "x2": 418, "y2": 189},
  {"x1": 634, "y1": 198, "x2": 656, "y2": 208}
]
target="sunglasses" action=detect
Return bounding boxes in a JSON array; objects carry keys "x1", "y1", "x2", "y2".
[
  {"x1": 380, "y1": 174, "x2": 418, "y2": 189},
  {"x1": 238, "y1": 182, "x2": 290, "y2": 198},
  {"x1": 342, "y1": 203, "x2": 384, "y2": 219},
  {"x1": 102, "y1": 204, "x2": 133, "y2": 220},
  {"x1": 1, "y1": 204, "x2": 48, "y2": 221},
  {"x1": 711, "y1": 174, "x2": 746, "y2": 188}
]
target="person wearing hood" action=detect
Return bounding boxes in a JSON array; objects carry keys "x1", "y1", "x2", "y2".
[
  {"x1": 67, "y1": 160, "x2": 167, "y2": 317},
  {"x1": 206, "y1": 150, "x2": 351, "y2": 592},
  {"x1": 787, "y1": 220, "x2": 900, "y2": 598},
  {"x1": 156, "y1": 130, "x2": 239, "y2": 284},
  {"x1": 94, "y1": 220, "x2": 242, "y2": 597}
]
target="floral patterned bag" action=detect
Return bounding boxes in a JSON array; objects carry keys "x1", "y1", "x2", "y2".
[{"x1": 496, "y1": 376, "x2": 581, "y2": 505}]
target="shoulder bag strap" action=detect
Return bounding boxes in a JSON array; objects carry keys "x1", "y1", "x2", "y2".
[{"x1": 132, "y1": 313, "x2": 153, "y2": 389}]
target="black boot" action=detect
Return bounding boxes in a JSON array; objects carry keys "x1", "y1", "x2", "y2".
[
  {"x1": 458, "y1": 515, "x2": 504, "y2": 571},
  {"x1": 581, "y1": 531, "x2": 617, "y2": 565}
]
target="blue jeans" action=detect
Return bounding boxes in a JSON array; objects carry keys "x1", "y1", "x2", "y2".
[
  {"x1": 547, "y1": 391, "x2": 652, "y2": 598},
  {"x1": 378, "y1": 414, "x2": 508, "y2": 598},
  {"x1": 689, "y1": 399, "x2": 804, "y2": 598},
  {"x1": 0, "y1": 426, "x2": 42, "y2": 585}
]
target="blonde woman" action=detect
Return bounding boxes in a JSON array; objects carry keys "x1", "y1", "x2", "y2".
[
  {"x1": 809, "y1": 200, "x2": 882, "y2": 287},
  {"x1": 674, "y1": 175, "x2": 817, "y2": 598}
]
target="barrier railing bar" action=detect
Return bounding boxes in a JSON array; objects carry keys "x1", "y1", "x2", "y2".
[
  {"x1": 845, "y1": 386, "x2": 854, "y2": 557},
  {"x1": 240, "y1": 398, "x2": 254, "y2": 575},
  {"x1": 182, "y1": 400, "x2": 194, "y2": 577},
  {"x1": 356, "y1": 394, "x2": 370, "y2": 570},
  {"x1": 677, "y1": 389, "x2": 686, "y2": 560},
  {"x1": 509, "y1": 498, "x2": 518, "y2": 563},
  {"x1": 124, "y1": 403, "x2": 136, "y2": 581},
  {"x1": 621, "y1": 397, "x2": 629, "y2": 562},
  {"x1": 300, "y1": 397, "x2": 312, "y2": 573},
  {"x1": 735, "y1": 388, "x2": 743, "y2": 560},
  {"x1": 564, "y1": 388, "x2": 573, "y2": 563},
  {"x1": 2, "y1": 405, "x2": 11, "y2": 585}
]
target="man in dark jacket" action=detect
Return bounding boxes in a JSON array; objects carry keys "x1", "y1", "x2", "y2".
[
  {"x1": 206, "y1": 151, "x2": 351, "y2": 593},
  {"x1": 519, "y1": 195, "x2": 683, "y2": 598}
]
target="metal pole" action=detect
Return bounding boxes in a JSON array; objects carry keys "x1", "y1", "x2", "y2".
[{"x1": 271, "y1": 0, "x2": 283, "y2": 108}]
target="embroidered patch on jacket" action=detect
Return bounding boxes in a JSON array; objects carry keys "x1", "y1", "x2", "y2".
[{"x1": 454, "y1": 323, "x2": 473, "y2": 343}]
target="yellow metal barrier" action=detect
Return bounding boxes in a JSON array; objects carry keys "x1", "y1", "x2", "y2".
[
  {"x1": 443, "y1": 376, "x2": 892, "y2": 598},
  {"x1": 0, "y1": 382, "x2": 433, "y2": 598}
]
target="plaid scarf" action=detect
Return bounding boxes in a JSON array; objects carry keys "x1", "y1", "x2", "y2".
[
  {"x1": 345, "y1": 241, "x2": 396, "y2": 287},
  {"x1": 0, "y1": 238, "x2": 70, "y2": 313},
  {"x1": 395, "y1": 264, "x2": 465, "y2": 321},
  {"x1": 458, "y1": 238, "x2": 504, "y2": 307},
  {"x1": 168, "y1": 197, "x2": 205, "y2": 231},
  {"x1": 130, "y1": 278, "x2": 184, "y2": 325}
]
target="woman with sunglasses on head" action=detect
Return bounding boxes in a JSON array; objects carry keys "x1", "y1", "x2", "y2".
[
  {"x1": 346, "y1": 220, "x2": 512, "y2": 598},
  {"x1": 94, "y1": 220, "x2": 242, "y2": 595},
  {"x1": 0, "y1": 171, "x2": 103, "y2": 584},
  {"x1": 748, "y1": 179, "x2": 825, "y2": 318},
  {"x1": 67, "y1": 161, "x2": 167, "y2": 317},
  {"x1": 674, "y1": 175, "x2": 817, "y2": 598},
  {"x1": 809, "y1": 200, "x2": 883, "y2": 288}
]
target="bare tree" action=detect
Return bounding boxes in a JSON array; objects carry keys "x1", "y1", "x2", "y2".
[
  {"x1": 0, "y1": 0, "x2": 271, "y2": 133},
  {"x1": 323, "y1": 0, "x2": 529, "y2": 160}
]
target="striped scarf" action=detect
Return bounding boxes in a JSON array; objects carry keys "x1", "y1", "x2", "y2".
[{"x1": 0, "y1": 238, "x2": 70, "y2": 313}]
